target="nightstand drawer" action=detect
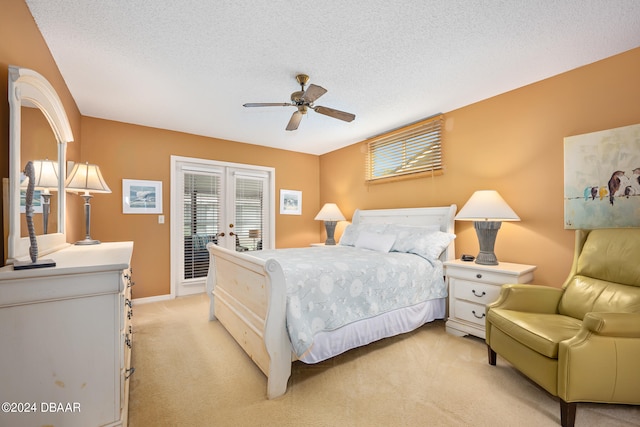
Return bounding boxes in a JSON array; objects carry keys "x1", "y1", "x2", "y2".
[
  {"x1": 447, "y1": 268, "x2": 519, "y2": 285},
  {"x1": 454, "y1": 300, "x2": 487, "y2": 326},
  {"x1": 453, "y1": 279, "x2": 501, "y2": 305}
]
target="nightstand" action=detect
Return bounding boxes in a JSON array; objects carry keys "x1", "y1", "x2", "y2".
[{"x1": 444, "y1": 260, "x2": 536, "y2": 339}]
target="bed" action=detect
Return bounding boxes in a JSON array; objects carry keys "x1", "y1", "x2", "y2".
[{"x1": 205, "y1": 205, "x2": 457, "y2": 398}]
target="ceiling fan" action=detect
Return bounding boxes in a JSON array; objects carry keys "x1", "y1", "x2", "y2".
[{"x1": 243, "y1": 74, "x2": 356, "y2": 131}]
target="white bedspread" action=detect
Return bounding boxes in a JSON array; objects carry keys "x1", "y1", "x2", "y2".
[{"x1": 250, "y1": 246, "x2": 447, "y2": 358}]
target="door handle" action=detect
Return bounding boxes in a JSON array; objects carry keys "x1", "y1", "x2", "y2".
[
  {"x1": 216, "y1": 232, "x2": 225, "y2": 237},
  {"x1": 229, "y1": 231, "x2": 236, "y2": 236}
]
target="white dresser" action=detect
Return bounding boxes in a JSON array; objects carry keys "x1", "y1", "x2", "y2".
[
  {"x1": 0, "y1": 242, "x2": 134, "y2": 427},
  {"x1": 444, "y1": 259, "x2": 536, "y2": 339}
]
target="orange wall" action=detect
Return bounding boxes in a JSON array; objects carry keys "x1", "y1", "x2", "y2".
[
  {"x1": 320, "y1": 47, "x2": 640, "y2": 287},
  {"x1": 80, "y1": 118, "x2": 319, "y2": 298}
]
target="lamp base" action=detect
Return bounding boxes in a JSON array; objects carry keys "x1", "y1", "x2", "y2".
[
  {"x1": 13, "y1": 259, "x2": 56, "y2": 270},
  {"x1": 324, "y1": 221, "x2": 338, "y2": 245},
  {"x1": 75, "y1": 238, "x2": 101, "y2": 245},
  {"x1": 473, "y1": 221, "x2": 501, "y2": 265}
]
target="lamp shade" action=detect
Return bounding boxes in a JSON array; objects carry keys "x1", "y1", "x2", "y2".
[
  {"x1": 65, "y1": 162, "x2": 112, "y2": 194},
  {"x1": 455, "y1": 190, "x2": 520, "y2": 222},
  {"x1": 314, "y1": 203, "x2": 346, "y2": 221},
  {"x1": 21, "y1": 159, "x2": 59, "y2": 192}
]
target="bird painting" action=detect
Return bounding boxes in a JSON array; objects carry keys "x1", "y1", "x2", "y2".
[{"x1": 608, "y1": 171, "x2": 626, "y2": 205}]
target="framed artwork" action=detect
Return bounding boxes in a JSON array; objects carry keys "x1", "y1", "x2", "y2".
[
  {"x1": 20, "y1": 189, "x2": 43, "y2": 214},
  {"x1": 280, "y1": 189, "x2": 302, "y2": 215},
  {"x1": 564, "y1": 123, "x2": 640, "y2": 229},
  {"x1": 123, "y1": 179, "x2": 163, "y2": 214},
  {"x1": 19, "y1": 173, "x2": 43, "y2": 213}
]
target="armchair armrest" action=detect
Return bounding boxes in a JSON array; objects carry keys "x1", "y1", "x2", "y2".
[
  {"x1": 487, "y1": 284, "x2": 563, "y2": 313},
  {"x1": 582, "y1": 312, "x2": 640, "y2": 338},
  {"x1": 558, "y1": 311, "x2": 640, "y2": 403}
]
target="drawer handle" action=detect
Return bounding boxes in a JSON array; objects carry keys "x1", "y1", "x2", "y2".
[
  {"x1": 472, "y1": 289, "x2": 486, "y2": 298},
  {"x1": 476, "y1": 273, "x2": 482, "y2": 279},
  {"x1": 472, "y1": 310, "x2": 485, "y2": 319},
  {"x1": 125, "y1": 367, "x2": 135, "y2": 380}
]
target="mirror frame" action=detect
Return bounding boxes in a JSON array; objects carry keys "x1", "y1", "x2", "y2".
[{"x1": 7, "y1": 66, "x2": 74, "y2": 263}]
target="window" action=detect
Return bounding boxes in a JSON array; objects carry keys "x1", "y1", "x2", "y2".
[
  {"x1": 366, "y1": 114, "x2": 443, "y2": 181},
  {"x1": 234, "y1": 174, "x2": 266, "y2": 251},
  {"x1": 183, "y1": 172, "x2": 220, "y2": 280}
]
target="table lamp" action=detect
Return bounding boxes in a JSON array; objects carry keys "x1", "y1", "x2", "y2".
[
  {"x1": 314, "y1": 203, "x2": 345, "y2": 245},
  {"x1": 455, "y1": 190, "x2": 520, "y2": 265},
  {"x1": 249, "y1": 229, "x2": 261, "y2": 250},
  {"x1": 65, "y1": 162, "x2": 112, "y2": 245},
  {"x1": 21, "y1": 159, "x2": 59, "y2": 234}
]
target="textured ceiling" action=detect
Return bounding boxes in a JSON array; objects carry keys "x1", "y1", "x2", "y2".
[{"x1": 25, "y1": 0, "x2": 640, "y2": 155}]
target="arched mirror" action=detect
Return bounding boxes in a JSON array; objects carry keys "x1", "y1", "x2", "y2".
[{"x1": 7, "y1": 66, "x2": 74, "y2": 263}]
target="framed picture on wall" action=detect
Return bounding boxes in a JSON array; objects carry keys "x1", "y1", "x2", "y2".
[
  {"x1": 564, "y1": 123, "x2": 640, "y2": 228},
  {"x1": 280, "y1": 189, "x2": 302, "y2": 215},
  {"x1": 123, "y1": 179, "x2": 163, "y2": 214}
]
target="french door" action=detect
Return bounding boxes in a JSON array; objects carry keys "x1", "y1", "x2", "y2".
[{"x1": 170, "y1": 156, "x2": 275, "y2": 297}]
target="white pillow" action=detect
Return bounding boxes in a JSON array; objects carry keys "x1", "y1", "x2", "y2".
[
  {"x1": 339, "y1": 223, "x2": 388, "y2": 246},
  {"x1": 398, "y1": 230, "x2": 456, "y2": 260},
  {"x1": 354, "y1": 231, "x2": 396, "y2": 253},
  {"x1": 385, "y1": 224, "x2": 441, "y2": 249}
]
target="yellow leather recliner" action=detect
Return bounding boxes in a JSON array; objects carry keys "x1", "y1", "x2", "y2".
[{"x1": 485, "y1": 228, "x2": 640, "y2": 427}]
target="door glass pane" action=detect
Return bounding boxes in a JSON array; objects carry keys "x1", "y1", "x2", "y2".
[
  {"x1": 235, "y1": 176, "x2": 264, "y2": 252},
  {"x1": 183, "y1": 172, "x2": 220, "y2": 279}
]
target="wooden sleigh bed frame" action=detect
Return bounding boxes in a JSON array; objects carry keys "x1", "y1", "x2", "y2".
[{"x1": 206, "y1": 205, "x2": 457, "y2": 398}]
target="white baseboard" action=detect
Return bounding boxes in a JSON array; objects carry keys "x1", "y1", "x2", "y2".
[
  {"x1": 133, "y1": 291, "x2": 207, "y2": 305},
  {"x1": 133, "y1": 294, "x2": 173, "y2": 305}
]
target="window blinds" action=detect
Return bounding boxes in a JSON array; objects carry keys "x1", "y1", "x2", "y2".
[
  {"x1": 183, "y1": 172, "x2": 220, "y2": 280},
  {"x1": 366, "y1": 114, "x2": 443, "y2": 181},
  {"x1": 234, "y1": 176, "x2": 265, "y2": 251}
]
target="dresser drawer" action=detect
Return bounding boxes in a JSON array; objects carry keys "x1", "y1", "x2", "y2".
[
  {"x1": 452, "y1": 279, "x2": 501, "y2": 305},
  {"x1": 454, "y1": 299, "x2": 487, "y2": 326}
]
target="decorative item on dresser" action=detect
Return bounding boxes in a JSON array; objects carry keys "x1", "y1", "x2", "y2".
[
  {"x1": 0, "y1": 242, "x2": 134, "y2": 427},
  {"x1": 64, "y1": 162, "x2": 112, "y2": 245},
  {"x1": 444, "y1": 259, "x2": 536, "y2": 339}
]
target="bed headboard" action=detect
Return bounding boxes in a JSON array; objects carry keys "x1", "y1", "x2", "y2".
[{"x1": 351, "y1": 205, "x2": 457, "y2": 261}]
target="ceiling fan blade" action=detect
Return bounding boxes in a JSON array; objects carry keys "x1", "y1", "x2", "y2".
[
  {"x1": 301, "y1": 84, "x2": 327, "y2": 104},
  {"x1": 243, "y1": 103, "x2": 291, "y2": 107},
  {"x1": 313, "y1": 106, "x2": 356, "y2": 122},
  {"x1": 286, "y1": 111, "x2": 303, "y2": 131}
]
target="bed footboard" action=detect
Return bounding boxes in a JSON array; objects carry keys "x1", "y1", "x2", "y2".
[{"x1": 206, "y1": 243, "x2": 291, "y2": 399}]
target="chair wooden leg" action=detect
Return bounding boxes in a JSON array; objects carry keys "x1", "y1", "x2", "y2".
[
  {"x1": 487, "y1": 345, "x2": 497, "y2": 365},
  {"x1": 560, "y1": 400, "x2": 576, "y2": 427}
]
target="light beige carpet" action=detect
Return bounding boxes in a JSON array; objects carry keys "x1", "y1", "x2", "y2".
[{"x1": 128, "y1": 294, "x2": 639, "y2": 427}]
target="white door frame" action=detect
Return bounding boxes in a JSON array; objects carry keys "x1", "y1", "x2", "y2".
[{"x1": 170, "y1": 155, "x2": 275, "y2": 298}]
